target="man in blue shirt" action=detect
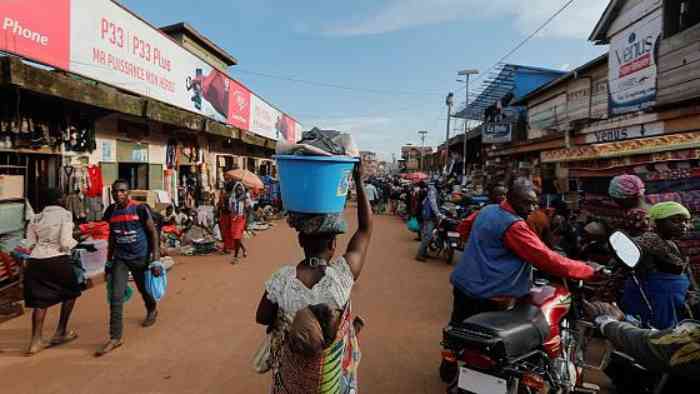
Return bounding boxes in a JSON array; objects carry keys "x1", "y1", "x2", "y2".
[{"x1": 96, "y1": 179, "x2": 162, "y2": 356}]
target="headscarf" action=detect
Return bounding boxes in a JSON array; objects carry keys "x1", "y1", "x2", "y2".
[
  {"x1": 649, "y1": 202, "x2": 691, "y2": 221},
  {"x1": 287, "y1": 212, "x2": 347, "y2": 235},
  {"x1": 609, "y1": 174, "x2": 646, "y2": 200}
]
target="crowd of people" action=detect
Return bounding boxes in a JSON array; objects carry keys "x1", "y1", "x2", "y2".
[
  {"x1": 14, "y1": 160, "x2": 700, "y2": 390},
  {"x1": 358, "y1": 170, "x2": 700, "y2": 386}
]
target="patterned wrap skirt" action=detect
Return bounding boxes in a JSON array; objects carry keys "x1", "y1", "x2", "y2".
[{"x1": 272, "y1": 304, "x2": 361, "y2": 394}]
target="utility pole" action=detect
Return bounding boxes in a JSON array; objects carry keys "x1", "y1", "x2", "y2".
[
  {"x1": 418, "y1": 130, "x2": 428, "y2": 171},
  {"x1": 458, "y1": 69, "x2": 479, "y2": 179}
]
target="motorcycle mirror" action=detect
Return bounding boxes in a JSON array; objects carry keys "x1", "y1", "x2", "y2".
[{"x1": 609, "y1": 231, "x2": 641, "y2": 269}]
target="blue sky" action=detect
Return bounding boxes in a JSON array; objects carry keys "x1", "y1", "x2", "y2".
[{"x1": 121, "y1": 0, "x2": 610, "y2": 160}]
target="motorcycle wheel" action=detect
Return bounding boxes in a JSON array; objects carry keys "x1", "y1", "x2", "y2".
[{"x1": 439, "y1": 359, "x2": 458, "y2": 384}]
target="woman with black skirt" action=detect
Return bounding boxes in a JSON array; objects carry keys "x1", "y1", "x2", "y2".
[{"x1": 24, "y1": 189, "x2": 82, "y2": 356}]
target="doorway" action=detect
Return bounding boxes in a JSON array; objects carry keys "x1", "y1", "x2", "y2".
[{"x1": 118, "y1": 163, "x2": 149, "y2": 190}]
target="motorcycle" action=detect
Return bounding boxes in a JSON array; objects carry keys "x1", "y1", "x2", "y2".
[
  {"x1": 441, "y1": 274, "x2": 601, "y2": 393},
  {"x1": 429, "y1": 215, "x2": 461, "y2": 265},
  {"x1": 603, "y1": 231, "x2": 698, "y2": 394}
]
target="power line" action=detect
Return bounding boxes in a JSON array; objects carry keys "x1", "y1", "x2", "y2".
[
  {"x1": 470, "y1": 0, "x2": 577, "y2": 87},
  {"x1": 249, "y1": 0, "x2": 578, "y2": 128},
  {"x1": 235, "y1": 68, "x2": 447, "y2": 97}
]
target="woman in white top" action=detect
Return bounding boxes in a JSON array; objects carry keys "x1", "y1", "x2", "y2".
[
  {"x1": 256, "y1": 163, "x2": 372, "y2": 394},
  {"x1": 23, "y1": 189, "x2": 82, "y2": 356}
]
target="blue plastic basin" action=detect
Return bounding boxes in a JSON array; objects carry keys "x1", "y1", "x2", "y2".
[{"x1": 274, "y1": 155, "x2": 358, "y2": 213}]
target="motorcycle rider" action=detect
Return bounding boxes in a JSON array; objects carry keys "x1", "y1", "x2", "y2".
[
  {"x1": 449, "y1": 177, "x2": 602, "y2": 325},
  {"x1": 487, "y1": 181, "x2": 507, "y2": 205},
  {"x1": 416, "y1": 180, "x2": 445, "y2": 262},
  {"x1": 585, "y1": 301, "x2": 700, "y2": 379}
]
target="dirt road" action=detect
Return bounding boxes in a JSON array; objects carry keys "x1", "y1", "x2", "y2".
[{"x1": 0, "y1": 211, "x2": 454, "y2": 393}]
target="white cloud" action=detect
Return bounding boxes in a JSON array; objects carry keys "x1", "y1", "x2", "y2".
[{"x1": 322, "y1": 0, "x2": 609, "y2": 39}]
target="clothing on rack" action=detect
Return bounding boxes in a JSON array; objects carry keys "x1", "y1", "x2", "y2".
[
  {"x1": 65, "y1": 193, "x2": 87, "y2": 221},
  {"x1": 166, "y1": 139, "x2": 177, "y2": 169},
  {"x1": 85, "y1": 196, "x2": 103, "y2": 222},
  {"x1": 86, "y1": 165, "x2": 103, "y2": 198}
]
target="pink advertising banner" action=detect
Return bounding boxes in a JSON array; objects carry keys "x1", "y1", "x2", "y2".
[
  {"x1": 0, "y1": 0, "x2": 71, "y2": 70},
  {"x1": 0, "y1": 0, "x2": 300, "y2": 142}
]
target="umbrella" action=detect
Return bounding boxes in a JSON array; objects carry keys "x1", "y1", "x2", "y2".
[
  {"x1": 224, "y1": 169, "x2": 264, "y2": 191},
  {"x1": 401, "y1": 172, "x2": 429, "y2": 183}
]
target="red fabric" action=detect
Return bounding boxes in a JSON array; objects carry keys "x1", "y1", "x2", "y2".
[
  {"x1": 86, "y1": 165, "x2": 103, "y2": 198},
  {"x1": 219, "y1": 213, "x2": 234, "y2": 251},
  {"x1": 231, "y1": 215, "x2": 246, "y2": 240},
  {"x1": 458, "y1": 211, "x2": 478, "y2": 243},
  {"x1": 162, "y1": 225, "x2": 183, "y2": 237},
  {"x1": 499, "y1": 201, "x2": 594, "y2": 280},
  {"x1": 463, "y1": 201, "x2": 595, "y2": 281},
  {"x1": 79, "y1": 221, "x2": 110, "y2": 240}
]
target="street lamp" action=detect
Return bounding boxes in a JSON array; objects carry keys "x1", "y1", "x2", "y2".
[
  {"x1": 445, "y1": 92, "x2": 454, "y2": 144},
  {"x1": 445, "y1": 92, "x2": 454, "y2": 175},
  {"x1": 457, "y1": 69, "x2": 478, "y2": 180},
  {"x1": 418, "y1": 130, "x2": 428, "y2": 171}
]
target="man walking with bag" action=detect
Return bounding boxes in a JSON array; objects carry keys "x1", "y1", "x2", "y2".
[{"x1": 96, "y1": 179, "x2": 162, "y2": 356}]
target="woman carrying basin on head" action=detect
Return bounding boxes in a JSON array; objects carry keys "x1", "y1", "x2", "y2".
[{"x1": 255, "y1": 162, "x2": 372, "y2": 394}]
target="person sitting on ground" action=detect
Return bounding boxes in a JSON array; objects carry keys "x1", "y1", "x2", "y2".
[
  {"x1": 622, "y1": 202, "x2": 697, "y2": 329},
  {"x1": 23, "y1": 189, "x2": 82, "y2": 356},
  {"x1": 450, "y1": 177, "x2": 603, "y2": 325},
  {"x1": 255, "y1": 162, "x2": 372, "y2": 394}
]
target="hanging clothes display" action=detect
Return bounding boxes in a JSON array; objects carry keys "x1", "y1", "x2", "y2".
[
  {"x1": 166, "y1": 138, "x2": 177, "y2": 169},
  {"x1": 85, "y1": 165, "x2": 103, "y2": 197},
  {"x1": 64, "y1": 119, "x2": 96, "y2": 153},
  {"x1": 84, "y1": 164, "x2": 104, "y2": 221}
]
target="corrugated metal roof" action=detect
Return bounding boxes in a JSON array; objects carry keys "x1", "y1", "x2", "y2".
[{"x1": 454, "y1": 64, "x2": 565, "y2": 121}]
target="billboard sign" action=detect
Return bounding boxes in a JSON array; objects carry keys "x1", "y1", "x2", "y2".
[
  {"x1": 608, "y1": 8, "x2": 662, "y2": 115},
  {"x1": 250, "y1": 95, "x2": 297, "y2": 143},
  {"x1": 482, "y1": 122, "x2": 512, "y2": 144},
  {"x1": 0, "y1": 0, "x2": 300, "y2": 141}
]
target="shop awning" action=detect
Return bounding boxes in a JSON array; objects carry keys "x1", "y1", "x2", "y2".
[
  {"x1": 489, "y1": 135, "x2": 565, "y2": 157},
  {"x1": 0, "y1": 56, "x2": 275, "y2": 150},
  {"x1": 455, "y1": 64, "x2": 517, "y2": 121},
  {"x1": 541, "y1": 131, "x2": 700, "y2": 163},
  {"x1": 454, "y1": 64, "x2": 566, "y2": 121}
]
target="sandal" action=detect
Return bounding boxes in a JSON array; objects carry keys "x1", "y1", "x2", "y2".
[
  {"x1": 230, "y1": 257, "x2": 240, "y2": 265},
  {"x1": 94, "y1": 339, "x2": 123, "y2": 357},
  {"x1": 25, "y1": 340, "x2": 49, "y2": 357},
  {"x1": 49, "y1": 330, "x2": 79, "y2": 347}
]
